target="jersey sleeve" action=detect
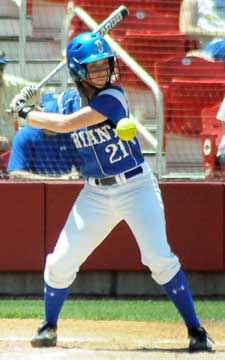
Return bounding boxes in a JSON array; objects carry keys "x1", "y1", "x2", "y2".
[
  {"x1": 42, "y1": 89, "x2": 78, "y2": 114},
  {"x1": 88, "y1": 86, "x2": 129, "y2": 125},
  {"x1": 7, "y1": 128, "x2": 33, "y2": 171}
]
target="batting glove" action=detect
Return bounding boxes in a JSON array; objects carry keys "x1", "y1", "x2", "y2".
[
  {"x1": 9, "y1": 94, "x2": 27, "y2": 113},
  {"x1": 18, "y1": 105, "x2": 35, "y2": 119},
  {"x1": 9, "y1": 85, "x2": 40, "y2": 113},
  {"x1": 19, "y1": 84, "x2": 40, "y2": 105}
]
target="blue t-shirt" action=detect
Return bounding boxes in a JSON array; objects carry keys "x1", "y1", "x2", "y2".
[
  {"x1": 7, "y1": 125, "x2": 79, "y2": 176},
  {"x1": 53, "y1": 84, "x2": 144, "y2": 178}
]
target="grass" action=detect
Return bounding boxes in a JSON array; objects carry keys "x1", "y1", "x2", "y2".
[{"x1": 0, "y1": 299, "x2": 224, "y2": 322}]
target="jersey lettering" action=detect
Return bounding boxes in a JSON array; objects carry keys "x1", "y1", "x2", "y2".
[
  {"x1": 78, "y1": 132, "x2": 89, "y2": 148},
  {"x1": 71, "y1": 132, "x2": 82, "y2": 148},
  {"x1": 71, "y1": 124, "x2": 131, "y2": 164},
  {"x1": 86, "y1": 129, "x2": 100, "y2": 145},
  {"x1": 71, "y1": 125, "x2": 115, "y2": 148},
  {"x1": 94, "y1": 125, "x2": 112, "y2": 141},
  {"x1": 105, "y1": 139, "x2": 129, "y2": 164}
]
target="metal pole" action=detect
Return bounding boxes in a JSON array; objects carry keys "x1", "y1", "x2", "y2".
[{"x1": 18, "y1": 0, "x2": 27, "y2": 78}]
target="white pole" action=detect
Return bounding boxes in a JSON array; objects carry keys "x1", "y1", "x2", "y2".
[{"x1": 18, "y1": 0, "x2": 27, "y2": 78}]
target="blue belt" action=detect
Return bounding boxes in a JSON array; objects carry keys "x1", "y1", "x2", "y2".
[{"x1": 94, "y1": 166, "x2": 143, "y2": 186}]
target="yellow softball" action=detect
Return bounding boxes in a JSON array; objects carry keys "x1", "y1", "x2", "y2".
[{"x1": 116, "y1": 117, "x2": 137, "y2": 141}]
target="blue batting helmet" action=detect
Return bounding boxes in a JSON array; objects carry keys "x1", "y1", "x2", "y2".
[{"x1": 66, "y1": 32, "x2": 114, "y2": 81}]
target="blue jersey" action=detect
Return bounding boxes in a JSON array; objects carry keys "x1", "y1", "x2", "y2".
[
  {"x1": 54, "y1": 84, "x2": 144, "y2": 178},
  {"x1": 7, "y1": 125, "x2": 79, "y2": 176}
]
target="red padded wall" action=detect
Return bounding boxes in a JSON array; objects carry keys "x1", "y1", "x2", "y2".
[
  {"x1": 160, "y1": 182, "x2": 225, "y2": 270},
  {"x1": 0, "y1": 182, "x2": 45, "y2": 270},
  {"x1": 0, "y1": 181, "x2": 224, "y2": 271},
  {"x1": 45, "y1": 182, "x2": 83, "y2": 253},
  {"x1": 45, "y1": 181, "x2": 225, "y2": 271}
]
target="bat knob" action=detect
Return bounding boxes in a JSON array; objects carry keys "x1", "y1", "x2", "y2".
[{"x1": 119, "y1": 5, "x2": 129, "y2": 18}]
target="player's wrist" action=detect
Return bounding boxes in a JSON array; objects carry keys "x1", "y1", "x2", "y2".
[{"x1": 18, "y1": 105, "x2": 35, "y2": 119}]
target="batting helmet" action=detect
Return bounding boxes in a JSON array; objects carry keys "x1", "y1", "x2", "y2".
[{"x1": 66, "y1": 32, "x2": 115, "y2": 81}]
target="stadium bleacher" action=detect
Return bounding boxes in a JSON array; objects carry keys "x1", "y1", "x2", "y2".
[
  {"x1": 70, "y1": 0, "x2": 190, "y2": 85},
  {"x1": 154, "y1": 54, "x2": 225, "y2": 174},
  {"x1": 154, "y1": 55, "x2": 225, "y2": 133},
  {"x1": 2, "y1": 0, "x2": 225, "y2": 178}
]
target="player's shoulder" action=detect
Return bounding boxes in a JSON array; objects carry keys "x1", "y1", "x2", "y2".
[
  {"x1": 13, "y1": 125, "x2": 41, "y2": 145},
  {"x1": 17, "y1": 125, "x2": 41, "y2": 137},
  {"x1": 62, "y1": 88, "x2": 79, "y2": 102},
  {"x1": 41, "y1": 88, "x2": 78, "y2": 108},
  {"x1": 54, "y1": 88, "x2": 79, "y2": 111},
  {"x1": 97, "y1": 83, "x2": 128, "y2": 102},
  {"x1": 99, "y1": 83, "x2": 125, "y2": 95},
  {"x1": 39, "y1": 92, "x2": 58, "y2": 105}
]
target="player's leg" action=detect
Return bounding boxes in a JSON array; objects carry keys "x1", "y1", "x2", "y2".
[
  {"x1": 31, "y1": 184, "x2": 122, "y2": 347},
  {"x1": 121, "y1": 168, "x2": 213, "y2": 351}
]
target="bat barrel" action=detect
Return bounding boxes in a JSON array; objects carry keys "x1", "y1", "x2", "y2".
[{"x1": 95, "y1": 5, "x2": 129, "y2": 36}]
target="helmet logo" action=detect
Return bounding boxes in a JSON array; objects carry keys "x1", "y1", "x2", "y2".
[{"x1": 95, "y1": 40, "x2": 104, "y2": 53}]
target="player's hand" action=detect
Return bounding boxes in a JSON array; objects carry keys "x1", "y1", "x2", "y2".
[
  {"x1": 19, "y1": 84, "x2": 40, "y2": 105},
  {"x1": 18, "y1": 105, "x2": 35, "y2": 119},
  {"x1": 9, "y1": 85, "x2": 40, "y2": 113},
  {"x1": 9, "y1": 94, "x2": 27, "y2": 113}
]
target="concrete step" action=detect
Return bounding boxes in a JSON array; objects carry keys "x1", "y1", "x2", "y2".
[
  {"x1": 32, "y1": 0, "x2": 65, "y2": 41},
  {"x1": 0, "y1": 0, "x2": 65, "y2": 40},
  {"x1": 0, "y1": 0, "x2": 19, "y2": 17},
  {"x1": 32, "y1": 28, "x2": 63, "y2": 41},
  {"x1": 0, "y1": 37, "x2": 61, "y2": 60},
  {"x1": 6, "y1": 60, "x2": 68, "y2": 84},
  {"x1": 0, "y1": 16, "x2": 33, "y2": 37}
]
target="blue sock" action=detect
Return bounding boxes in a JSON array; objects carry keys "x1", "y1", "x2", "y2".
[
  {"x1": 162, "y1": 269, "x2": 200, "y2": 330},
  {"x1": 44, "y1": 283, "x2": 69, "y2": 327}
]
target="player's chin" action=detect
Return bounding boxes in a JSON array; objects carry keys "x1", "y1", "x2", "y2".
[
  {"x1": 92, "y1": 80, "x2": 108, "y2": 89},
  {"x1": 88, "y1": 76, "x2": 108, "y2": 89}
]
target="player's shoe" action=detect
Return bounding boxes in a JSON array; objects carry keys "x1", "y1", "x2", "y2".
[
  {"x1": 188, "y1": 326, "x2": 213, "y2": 352},
  {"x1": 30, "y1": 320, "x2": 57, "y2": 347}
]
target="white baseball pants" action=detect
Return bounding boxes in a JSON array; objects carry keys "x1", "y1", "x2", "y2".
[{"x1": 44, "y1": 162, "x2": 180, "y2": 288}]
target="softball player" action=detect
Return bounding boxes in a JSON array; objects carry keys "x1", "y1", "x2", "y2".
[{"x1": 11, "y1": 32, "x2": 213, "y2": 352}]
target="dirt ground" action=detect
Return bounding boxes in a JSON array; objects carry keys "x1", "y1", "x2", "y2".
[{"x1": 0, "y1": 319, "x2": 224, "y2": 360}]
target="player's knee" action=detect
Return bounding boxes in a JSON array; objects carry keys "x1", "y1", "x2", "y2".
[
  {"x1": 144, "y1": 253, "x2": 181, "y2": 285},
  {"x1": 44, "y1": 254, "x2": 77, "y2": 288}
]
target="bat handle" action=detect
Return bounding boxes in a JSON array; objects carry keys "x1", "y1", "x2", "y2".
[{"x1": 5, "y1": 99, "x2": 26, "y2": 114}]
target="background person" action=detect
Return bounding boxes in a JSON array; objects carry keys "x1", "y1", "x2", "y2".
[
  {"x1": 7, "y1": 126, "x2": 80, "y2": 181},
  {"x1": 7, "y1": 94, "x2": 80, "y2": 180},
  {"x1": 0, "y1": 50, "x2": 39, "y2": 152},
  {"x1": 0, "y1": 51, "x2": 14, "y2": 152},
  {"x1": 215, "y1": 97, "x2": 225, "y2": 169},
  {"x1": 179, "y1": 0, "x2": 225, "y2": 60}
]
